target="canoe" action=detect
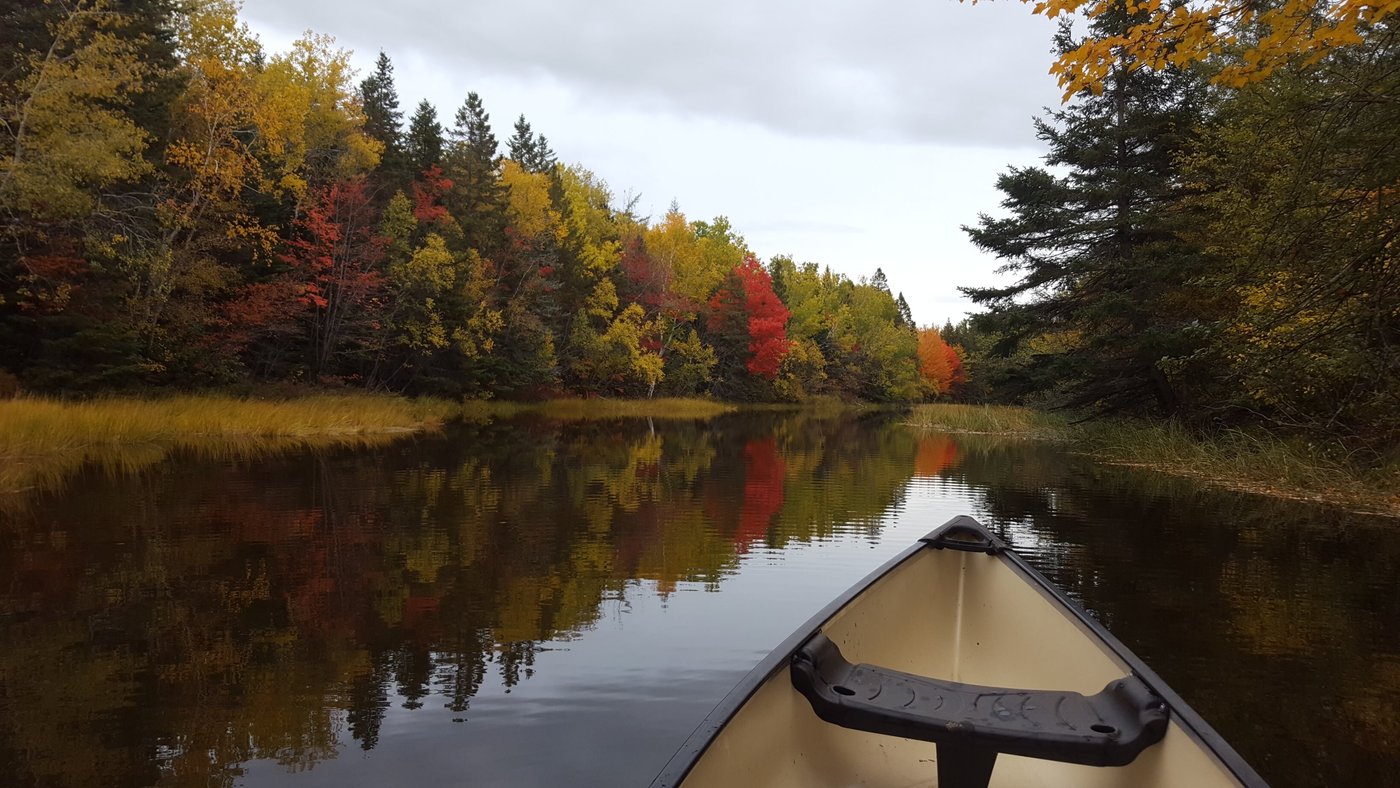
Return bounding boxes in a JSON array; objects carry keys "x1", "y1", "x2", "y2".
[{"x1": 651, "y1": 516, "x2": 1268, "y2": 788}]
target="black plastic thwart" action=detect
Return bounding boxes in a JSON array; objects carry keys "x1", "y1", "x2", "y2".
[
  {"x1": 790, "y1": 634, "x2": 1169, "y2": 788},
  {"x1": 920, "y1": 515, "x2": 1007, "y2": 555}
]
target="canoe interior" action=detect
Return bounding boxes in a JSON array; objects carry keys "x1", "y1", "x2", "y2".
[{"x1": 676, "y1": 544, "x2": 1244, "y2": 788}]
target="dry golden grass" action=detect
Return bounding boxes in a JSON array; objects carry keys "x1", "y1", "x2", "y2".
[
  {"x1": 907, "y1": 403, "x2": 1068, "y2": 437},
  {"x1": 910, "y1": 403, "x2": 1398, "y2": 516},
  {"x1": 0, "y1": 394, "x2": 455, "y2": 454},
  {"x1": 1072, "y1": 420, "x2": 1399, "y2": 516},
  {"x1": 0, "y1": 394, "x2": 457, "y2": 500},
  {"x1": 464, "y1": 397, "x2": 737, "y2": 421}
]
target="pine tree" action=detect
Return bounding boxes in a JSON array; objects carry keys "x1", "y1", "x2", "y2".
[
  {"x1": 404, "y1": 99, "x2": 443, "y2": 176},
  {"x1": 506, "y1": 113, "x2": 556, "y2": 174},
  {"x1": 360, "y1": 51, "x2": 407, "y2": 186},
  {"x1": 508, "y1": 114, "x2": 536, "y2": 164},
  {"x1": 870, "y1": 267, "x2": 890, "y2": 293},
  {"x1": 444, "y1": 92, "x2": 508, "y2": 255},
  {"x1": 527, "y1": 133, "x2": 556, "y2": 174},
  {"x1": 961, "y1": 7, "x2": 1206, "y2": 415},
  {"x1": 895, "y1": 292, "x2": 914, "y2": 328}
]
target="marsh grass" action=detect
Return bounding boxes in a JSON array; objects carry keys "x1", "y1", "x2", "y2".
[
  {"x1": 0, "y1": 394, "x2": 457, "y2": 502},
  {"x1": 1072, "y1": 420, "x2": 1398, "y2": 514},
  {"x1": 911, "y1": 403, "x2": 1398, "y2": 515},
  {"x1": 464, "y1": 397, "x2": 737, "y2": 421},
  {"x1": 0, "y1": 394, "x2": 456, "y2": 452},
  {"x1": 908, "y1": 404, "x2": 1068, "y2": 437}
]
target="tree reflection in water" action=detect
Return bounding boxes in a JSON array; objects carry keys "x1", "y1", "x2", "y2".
[
  {"x1": 0, "y1": 411, "x2": 917, "y2": 787},
  {"x1": 0, "y1": 413, "x2": 1395, "y2": 787}
]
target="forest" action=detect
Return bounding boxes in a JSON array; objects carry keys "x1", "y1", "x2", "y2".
[
  {"x1": 953, "y1": 4, "x2": 1399, "y2": 463},
  {"x1": 0, "y1": 0, "x2": 963, "y2": 404},
  {"x1": 2, "y1": 0, "x2": 1396, "y2": 465}
]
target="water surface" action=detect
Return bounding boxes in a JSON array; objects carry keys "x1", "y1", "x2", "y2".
[{"x1": 0, "y1": 411, "x2": 1395, "y2": 786}]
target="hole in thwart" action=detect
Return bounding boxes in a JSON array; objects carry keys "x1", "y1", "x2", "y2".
[
  {"x1": 1091, "y1": 724, "x2": 1117, "y2": 734},
  {"x1": 832, "y1": 685, "x2": 855, "y2": 696}
]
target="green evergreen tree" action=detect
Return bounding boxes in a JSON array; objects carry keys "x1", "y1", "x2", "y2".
[
  {"x1": 870, "y1": 267, "x2": 890, "y2": 293},
  {"x1": 895, "y1": 292, "x2": 913, "y2": 328},
  {"x1": 961, "y1": 9, "x2": 1206, "y2": 415},
  {"x1": 444, "y1": 92, "x2": 508, "y2": 255},
  {"x1": 508, "y1": 114, "x2": 536, "y2": 164},
  {"x1": 507, "y1": 113, "x2": 557, "y2": 174},
  {"x1": 528, "y1": 133, "x2": 557, "y2": 174},
  {"x1": 404, "y1": 99, "x2": 443, "y2": 175},
  {"x1": 359, "y1": 51, "x2": 408, "y2": 186}
]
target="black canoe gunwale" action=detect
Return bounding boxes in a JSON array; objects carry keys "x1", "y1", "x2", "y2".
[{"x1": 648, "y1": 515, "x2": 1269, "y2": 788}]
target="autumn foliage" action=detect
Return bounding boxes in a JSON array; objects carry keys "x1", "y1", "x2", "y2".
[
  {"x1": 0, "y1": 0, "x2": 935, "y2": 401},
  {"x1": 1006, "y1": 0, "x2": 1399, "y2": 98},
  {"x1": 735, "y1": 436, "x2": 786, "y2": 552},
  {"x1": 708, "y1": 254, "x2": 791, "y2": 380},
  {"x1": 913, "y1": 435, "x2": 960, "y2": 478},
  {"x1": 280, "y1": 179, "x2": 387, "y2": 376},
  {"x1": 916, "y1": 328, "x2": 964, "y2": 398}
]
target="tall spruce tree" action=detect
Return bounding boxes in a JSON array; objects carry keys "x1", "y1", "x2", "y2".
[
  {"x1": 870, "y1": 267, "x2": 890, "y2": 293},
  {"x1": 359, "y1": 51, "x2": 408, "y2": 187},
  {"x1": 507, "y1": 113, "x2": 557, "y2": 174},
  {"x1": 444, "y1": 92, "x2": 508, "y2": 254},
  {"x1": 508, "y1": 114, "x2": 536, "y2": 164},
  {"x1": 404, "y1": 99, "x2": 444, "y2": 176},
  {"x1": 528, "y1": 133, "x2": 557, "y2": 174},
  {"x1": 961, "y1": 8, "x2": 1206, "y2": 415},
  {"x1": 895, "y1": 292, "x2": 914, "y2": 329}
]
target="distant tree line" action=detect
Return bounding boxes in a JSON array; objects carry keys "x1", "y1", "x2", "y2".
[
  {"x1": 958, "y1": 4, "x2": 1399, "y2": 459},
  {"x1": 0, "y1": 0, "x2": 963, "y2": 402}
]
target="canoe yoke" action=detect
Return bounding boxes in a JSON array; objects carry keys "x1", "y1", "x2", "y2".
[{"x1": 790, "y1": 633, "x2": 1170, "y2": 788}]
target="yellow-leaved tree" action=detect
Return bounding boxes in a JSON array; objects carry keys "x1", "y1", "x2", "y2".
[
  {"x1": 1000, "y1": 0, "x2": 1400, "y2": 96},
  {"x1": 0, "y1": 0, "x2": 153, "y2": 223},
  {"x1": 258, "y1": 32, "x2": 381, "y2": 200}
]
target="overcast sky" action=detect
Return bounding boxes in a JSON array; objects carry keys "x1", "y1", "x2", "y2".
[{"x1": 239, "y1": 0, "x2": 1062, "y2": 327}]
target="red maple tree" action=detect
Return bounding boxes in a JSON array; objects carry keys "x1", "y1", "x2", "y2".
[
  {"x1": 708, "y1": 253, "x2": 790, "y2": 380},
  {"x1": 280, "y1": 178, "x2": 388, "y2": 378},
  {"x1": 411, "y1": 165, "x2": 453, "y2": 226}
]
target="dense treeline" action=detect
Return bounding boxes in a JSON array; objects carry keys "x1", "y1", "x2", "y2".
[
  {"x1": 959, "y1": 7, "x2": 1400, "y2": 461},
  {"x1": 0, "y1": 0, "x2": 962, "y2": 402}
]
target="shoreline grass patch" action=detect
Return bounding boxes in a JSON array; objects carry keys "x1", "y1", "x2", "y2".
[
  {"x1": 0, "y1": 394, "x2": 457, "y2": 501},
  {"x1": 1071, "y1": 420, "x2": 1398, "y2": 516},
  {"x1": 907, "y1": 403, "x2": 1068, "y2": 437},
  {"x1": 911, "y1": 403, "x2": 1398, "y2": 516},
  {"x1": 0, "y1": 394, "x2": 457, "y2": 455},
  {"x1": 464, "y1": 397, "x2": 737, "y2": 421}
]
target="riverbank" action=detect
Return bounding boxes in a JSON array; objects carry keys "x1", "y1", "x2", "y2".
[
  {"x1": 0, "y1": 394, "x2": 747, "y2": 498},
  {"x1": 0, "y1": 394, "x2": 461, "y2": 499},
  {"x1": 0, "y1": 394, "x2": 459, "y2": 452},
  {"x1": 6, "y1": 395, "x2": 1393, "y2": 517},
  {"x1": 909, "y1": 404, "x2": 1400, "y2": 516},
  {"x1": 462, "y1": 397, "x2": 736, "y2": 421}
]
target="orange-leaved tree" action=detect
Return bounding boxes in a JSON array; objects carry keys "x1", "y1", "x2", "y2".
[{"x1": 917, "y1": 328, "x2": 965, "y2": 398}]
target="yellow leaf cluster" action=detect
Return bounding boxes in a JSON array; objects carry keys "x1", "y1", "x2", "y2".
[
  {"x1": 557, "y1": 165, "x2": 622, "y2": 279},
  {"x1": 1, "y1": 0, "x2": 153, "y2": 221},
  {"x1": 995, "y1": 0, "x2": 1400, "y2": 97},
  {"x1": 501, "y1": 160, "x2": 560, "y2": 241}
]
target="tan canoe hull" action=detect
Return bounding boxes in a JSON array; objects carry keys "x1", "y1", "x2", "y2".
[{"x1": 652, "y1": 516, "x2": 1267, "y2": 788}]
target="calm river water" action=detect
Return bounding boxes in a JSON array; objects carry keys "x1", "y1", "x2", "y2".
[{"x1": 1, "y1": 410, "x2": 1397, "y2": 787}]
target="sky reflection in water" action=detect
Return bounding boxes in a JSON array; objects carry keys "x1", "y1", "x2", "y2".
[{"x1": 0, "y1": 411, "x2": 1395, "y2": 787}]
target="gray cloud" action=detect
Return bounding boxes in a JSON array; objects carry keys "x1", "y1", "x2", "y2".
[{"x1": 240, "y1": 0, "x2": 1061, "y2": 148}]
